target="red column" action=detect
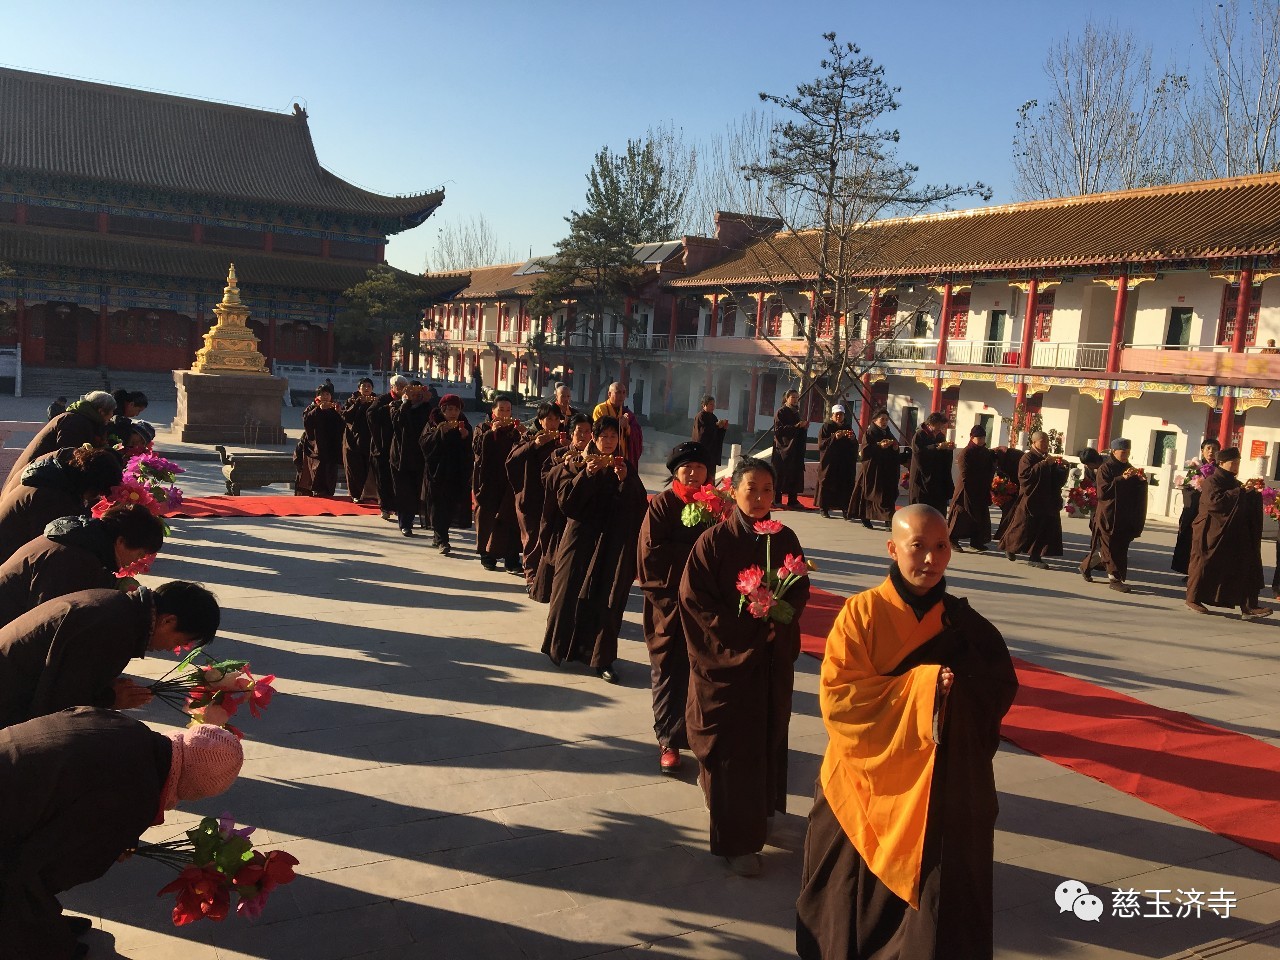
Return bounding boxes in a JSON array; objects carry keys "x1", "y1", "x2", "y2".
[
  {"x1": 668, "y1": 297, "x2": 678, "y2": 350},
  {"x1": 96, "y1": 213, "x2": 109, "y2": 233},
  {"x1": 14, "y1": 203, "x2": 27, "y2": 226},
  {"x1": 321, "y1": 239, "x2": 331, "y2": 259},
  {"x1": 931, "y1": 282, "x2": 953, "y2": 412},
  {"x1": 192, "y1": 223, "x2": 203, "y2": 244},
  {"x1": 325, "y1": 324, "x2": 335, "y2": 365},
  {"x1": 863, "y1": 289, "x2": 882, "y2": 360},
  {"x1": 265, "y1": 316, "x2": 277, "y2": 363},
  {"x1": 97, "y1": 300, "x2": 109, "y2": 367},
  {"x1": 1013, "y1": 279, "x2": 1039, "y2": 411},
  {"x1": 263, "y1": 232, "x2": 274, "y2": 253},
  {"x1": 755, "y1": 292, "x2": 764, "y2": 338},
  {"x1": 710, "y1": 294, "x2": 719, "y2": 338},
  {"x1": 859, "y1": 373, "x2": 873, "y2": 431},
  {"x1": 1218, "y1": 267, "x2": 1254, "y2": 446},
  {"x1": 1097, "y1": 274, "x2": 1129, "y2": 449}
]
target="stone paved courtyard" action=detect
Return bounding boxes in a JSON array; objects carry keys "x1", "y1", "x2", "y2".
[{"x1": 1, "y1": 400, "x2": 1271, "y2": 959}]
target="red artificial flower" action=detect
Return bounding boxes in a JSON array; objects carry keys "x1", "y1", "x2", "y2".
[
  {"x1": 248, "y1": 674, "x2": 276, "y2": 719},
  {"x1": 231, "y1": 851, "x2": 267, "y2": 890},
  {"x1": 752, "y1": 519, "x2": 784, "y2": 535},
  {"x1": 159, "y1": 865, "x2": 230, "y2": 925},
  {"x1": 747, "y1": 586, "x2": 776, "y2": 619},
  {"x1": 262, "y1": 850, "x2": 299, "y2": 888},
  {"x1": 736, "y1": 565, "x2": 766, "y2": 596}
]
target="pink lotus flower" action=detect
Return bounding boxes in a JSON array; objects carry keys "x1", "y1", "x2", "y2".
[
  {"x1": 201, "y1": 665, "x2": 253, "y2": 692},
  {"x1": 736, "y1": 565, "x2": 766, "y2": 595},
  {"x1": 747, "y1": 587, "x2": 776, "y2": 618},
  {"x1": 779, "y1": 553, "x2": 807, "y2": 578},
  {"x1": 191, "y1": 703, "x2": 230, "y2": 727},
  {"x1": 753, "y1": 519, "x2": 784, "y2": 535}
]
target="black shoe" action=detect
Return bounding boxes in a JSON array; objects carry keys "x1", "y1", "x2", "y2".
[
  {"x1": 1109, "y1": 579, "x2": 1131, "y2": 593},
  {"x1": 597, "y1": 666, "x2": 618, "y2": 684},
  {"x1": 1081, "y1": 565, "x2": 1094, "y2": 582},
  {"x1": 1005, "y1": 551, "x2": 1017, "y2": 561},
  {"x1": 429, "y1": 537, "x2": 441, "y2": 549},
  {"x1": 820, "y1": 509, "x2": 831, "y2": 519},
  {"x1": 861, "y1": 519, "x2": 874, "y2": 530},
  {"x1": 400, "y1": 528, "x2": 414, "y2": 537},
  {"x1": 440, "y1": 543, "x2": 452, "y2": 556},
  {"x1": 950, "y1": 540, "x2": 964, "y2": 553},
  {"x1": 480, "y1": 556, "x2": 498, "y2": 571}
]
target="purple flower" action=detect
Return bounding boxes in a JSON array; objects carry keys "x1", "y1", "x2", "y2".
[
  {"x1": 1200, "y1": 462, "x2": 1217, "y2": 478},
  {"x1": 218, "y1": 813, "x2": 256, "y2": 841}
]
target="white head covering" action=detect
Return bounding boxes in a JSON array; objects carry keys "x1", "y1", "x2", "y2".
[{"x1": 831, "y1": 404, "x2": 846, "y2": 415}]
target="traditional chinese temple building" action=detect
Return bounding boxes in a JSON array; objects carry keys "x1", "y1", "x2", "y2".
[
  {"x1": 431, "y1": 174, "x2": 1280, "y2": 502},
  {"x1": 0, "y1": 66, "x2": 459, "y2": 394}
]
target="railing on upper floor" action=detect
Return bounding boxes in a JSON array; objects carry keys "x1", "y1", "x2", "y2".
[
  {"x1": 945, "y1": 340, "x2": 1018, "y2": 366},
  {"x1": 1029, "y1": 341, "x2": 1110, "y2": 370},
  {"x1": 876, "y1": 338, "x2": 937, "y2": 363}
]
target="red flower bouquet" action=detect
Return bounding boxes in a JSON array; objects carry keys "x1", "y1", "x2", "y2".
[
  {"x1": 1066, "y1": 484, "x2": 1097, "y2": 518},
  {"x1": 680, "y1": 482, "x2": 732, "y2": 528},
  {"x1": 735, "y1": 520, "x2": 811, "y2": 625},
  {"x1": 148, "y1": 648, "x2": 277, "y2": 734},
  {"x1": 990, "y1": 476, "x2": 1017, "y2": 508},
  {"x1": 135, "y1": 815, "x2": 299, "y2": 925}
]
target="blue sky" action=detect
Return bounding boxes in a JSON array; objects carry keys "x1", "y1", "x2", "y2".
[{"x1": 4, "y1": 0, "x2": 1211, "y2": 272}]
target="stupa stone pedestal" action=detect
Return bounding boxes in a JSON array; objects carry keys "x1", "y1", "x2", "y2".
[{"x1": 171, "y1": 264, "x2": 288, "y2": 445}]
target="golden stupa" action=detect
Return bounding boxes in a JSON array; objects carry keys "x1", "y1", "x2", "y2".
[{"x1": 191, "y1": 264, "x2": 269, "y2": 375}]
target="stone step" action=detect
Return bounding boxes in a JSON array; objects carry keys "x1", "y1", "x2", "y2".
[{"x1": 20, "y1": 367, "x2": 178, "y2": 403}]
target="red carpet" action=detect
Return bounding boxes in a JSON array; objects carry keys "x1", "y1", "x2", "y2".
[
  {"x1": 171, "y1": 496, "x2": 381, "y2": 519},
  {"x1": 799, "y1": 587, "x2": 1280, "y2": 861}
]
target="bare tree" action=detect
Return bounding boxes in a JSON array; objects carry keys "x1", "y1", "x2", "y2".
[
  {"x1": 425, "y1": 213, "x2": 518, "y2": 272},
  {"x1": 1183, "y1": 0, "x2": 1280, "y2": 178},
  {"x1": 642, "y1": 122, "x2": 700, "y2": 236},
  {"x1": 731, "y1": 32, "x2": 987, "y2": 427},
  {"x1": 1012, "y1": 22, "x2": 1188, "y2": 199},
  {"x1": 686, "y1": 109, "x2": 793, "y2": 233}
]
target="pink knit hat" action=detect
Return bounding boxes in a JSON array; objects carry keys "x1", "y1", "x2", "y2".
[{"x1": 159, "y1": 725, "x2": 244, "y2": 814}]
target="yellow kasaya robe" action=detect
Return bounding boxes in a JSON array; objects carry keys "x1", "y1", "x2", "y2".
[
  {"x1": 819, "y1": 578, "x2": 945, "y2": 909},
  {"x1": 591, "y1": 401, "x2": 629, "y2": 446},
  {"x1": 798, "y1": 574, "x2": 1017, "y2": 960}
]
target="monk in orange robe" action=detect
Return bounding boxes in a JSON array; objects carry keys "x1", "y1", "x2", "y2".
[{"x1": 796, "y1": 504, "x2": 1017, "y2": 959}]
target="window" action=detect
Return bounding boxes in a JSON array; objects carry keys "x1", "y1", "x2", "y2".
[
  {"x1": 111, "y1": 215, "x2": 192, "y2": 241},
  {"x1": 794, "y1": 313, "x2": 807, "y2": 339},
  {"x1": 274, "y1": 233, "x2": 324, "y2": 256},
  {"x1": 946, "y1": 291, "x2": 970, "y2": 338},
  {"x1": 715, "y1": 371, "x2": 732, "y2": 408},
  {"x1": 1218, "y1": 282, "x2": 1260, "y2": 346},
  {"x1": 976, "y1": 413, "x2": 994, "y2": 445},
  {"x1": 1166, "y1": 307, "x2": 1193, "y2": 347},
  {"x1": 1033, "y1": 288, "x2": 1056, "y2": 341},
  {"x1": 330, "y1": 239, "x2": 380, "y2": 261},
  {"x1": 204, "y1": 224, "x2": 262, "y2": 249},
  {"x1": 26, "y1": 205, "x2": 96, "y2": 231},
  {"x1": 913, "y1": 312, "x2": 930, "y2": 338},
  {"x1": 1152, "y1": 430, "x2": 1178, "y2": 467}
]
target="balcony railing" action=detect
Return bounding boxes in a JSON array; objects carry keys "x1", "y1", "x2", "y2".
[
  {"x1": 876, "y1": 338, "x2": 937, "y2": 363},
  {"x1": 1030, "y1": 341, "x2": 1110, "y2": 371},
  {"x1": 945, "y1": 340, "x2": 1017, "y2": 366}
]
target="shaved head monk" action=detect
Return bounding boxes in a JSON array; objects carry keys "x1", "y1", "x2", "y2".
[{"x1": 796, "y1": 504, "x2": 1018, "y2": 959}]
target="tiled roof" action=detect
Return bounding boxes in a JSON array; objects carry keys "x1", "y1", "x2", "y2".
[
  {"x1": 668, "y1": 172, "x2": 1280, "y2": 288},
  {"x1": 0, "y1": 223, "x2": 468, "y2": 298},
  {"x1": 448, "y1": 262, "x2": 530, "y2": 298},
  {"x1": 0, "y1": 67, "x2": 443, "y2": 229}
]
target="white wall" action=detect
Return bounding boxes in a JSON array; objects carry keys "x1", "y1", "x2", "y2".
[{"x1": 1130, "y1": 273, "x2": 1225, "y2": 347}]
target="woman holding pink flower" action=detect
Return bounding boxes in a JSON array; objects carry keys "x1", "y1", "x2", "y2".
[
  {"x1": 1172, "y1": 438, "x2": 1219, "y2": 577},
  {"x1": 637, "y1": 441, "x2": 721, "y2": 774},
  {"x1": 679, "y1": 457, "x2": 811, "y2": 877}
]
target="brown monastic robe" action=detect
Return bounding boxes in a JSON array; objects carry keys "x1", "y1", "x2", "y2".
[
  {"x1": 528, "y1": 451, "x2": 578, "y2": 602},
  {"x1": 692, "y1": 411, "x2": 728, "y2": 474},
  {"x1": 2, "y1": 408, "x2": 104, "y2": 497},
  {"x1": 796, "y1": 575, "x2": 1017, "y2": 960},
  {"x1": 1088, "y1": 456, "x2": 1149, "y2": 580},
  {"x1": 908, "y1": 428, "x2": 955, "y2": 511},
  {"x1": 0, "y1": 534, "x2": 118, "y2": 628},
  {"x1": 505, "y1": 431, "x2": 562, "y2": 559},
  {"x1": 473, "y1": 420, "x2": 523, "y2": 562},
  {"x1": 0, "y1": 707, "x2": 171, "y2": 960},
  {"x1": 679, "y1": 508, "x2": 811, "y2": 857},
  {"x1": 998, "y1": 450, "x2": 1069, "y2": 557},
  {"x1": 299, "y1": 402, "x2": 345, "y2": 497},
  {"x1": 542, "y1": 459, "x2": 648, "y2": 669},
  {"x1": 367, "y1": 392, "x2": 397, "y2": 509},
  {"x1": 947, "y1": 443, "x2": 997, "y2": 548},
  {"x1": 0, "y1": 588, "x2": 153, "y2": 728},
  {"x1": 771, "y1": 405, "x2": 808, "y2": 498},
  {"x1": 847, "y1": 425, "x2": 901, "y2": 523},
  {"x1": 636, "y1": 488, "x2": 714, "y2": 751},
  {"x1": 420, "y1": 412, "x2": 474, "y2": 543},
  {"x1": 0, "y1": 463, "x2": 88, "y2": 565},
  {"x1": 1187, "y1": 466, "x2": 1265, "y2": 609},
  {"x1": 815, "y1": 421, "x2": 858, "y2": 514},
  {"x1": 340, "y1": 394, "x2": 378, "y2": 501}
]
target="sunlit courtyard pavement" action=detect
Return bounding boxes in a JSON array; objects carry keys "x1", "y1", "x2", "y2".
[{"x1": 45, "y1": 447, "x2": 1280, "y2": 959}]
